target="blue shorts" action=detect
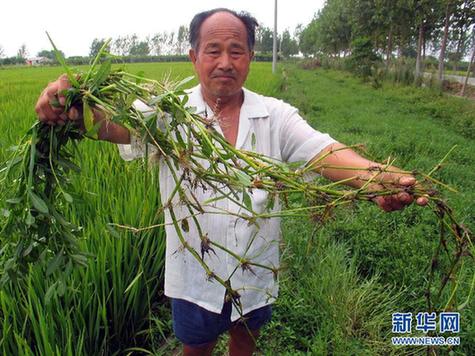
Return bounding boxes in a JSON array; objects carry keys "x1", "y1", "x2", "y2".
[{"x1": 171, "y1": 297, "x2": 272, "y2": 347}]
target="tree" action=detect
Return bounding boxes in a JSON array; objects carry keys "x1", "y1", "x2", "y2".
[
  {"x1": 129, "y1": 40, "x2": 150, "y2": 56},
  {"x1": 299, "y1": 0, "x2": 351, "y2": 57},
  {"x1": 176, "y1": 25, "x2": 189, "y2": 55},
  {"x1": 446, "y1": 0, "x2": 475, "y2": 71},
  {"x1": 37, "y1": 49, "x2": 64, "y2": 61},
  {"x1": 112, "y1": 36, "x2": 128, "y2": 56},
  {"x1": 299, "y1": 15, "x2": 320, "y2": 56},
  {"x1": 0, "y1": 45, "x2": 4, "y2": 58},
  {"x1": 280, "y1": 29, "x2": 299, "y2": 57},
  {"x1": 89, "y1": 38, "x2": 110, "y2": 57},
  {"x1": 413, "y1": 0, "x2": 444, "y2": 83},
  {"x1": 127, "y1": 34, "x2": 139, "y2": 55},
  {"x1": 148, "y1": 34, "x2": 163, "y2": 55},
  {"x1": 160, "y1": 32, "x2": 171, "y2": 54},
  {"x1": 460, "y1": 27, "x2": 475, "y2": 96},
  {"x1": 148, "y1": 31, "x2": 175, "y2": 55},
  {"x1": 371, "y1": 0, "x2": 415, "y2": 65},
  {"x1": 17, "y1": 44, "x2": 28, "y2": 59},
  {"x1": 438, "y1": 0, "x2": 453, "y2": 81},
  {"x1": 255, "y1": 26, "x2": 273, "y2": 53},
  {"x1": 348, "y1": 36, "x2": 381, "y2": 79},
  {"x1": 167, "y1": 31, "x2": 176, "y2": 55}
]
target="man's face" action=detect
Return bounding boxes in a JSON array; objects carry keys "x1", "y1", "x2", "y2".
[{"x1": 189, "y1": 12, "x2": 254, "y2": 100}]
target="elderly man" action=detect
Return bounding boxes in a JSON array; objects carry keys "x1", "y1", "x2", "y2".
[{"x1": 35, "y1": 8, "x2": 427, "y2": 356}]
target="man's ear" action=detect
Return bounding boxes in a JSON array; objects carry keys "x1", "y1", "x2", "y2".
[{"x1": 189, "y1": 48, "x2": 197, "y2": 64}]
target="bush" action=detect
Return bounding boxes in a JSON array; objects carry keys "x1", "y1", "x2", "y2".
[{"x1": 347, "y1": 37, "x2": 381, "y2": 81}]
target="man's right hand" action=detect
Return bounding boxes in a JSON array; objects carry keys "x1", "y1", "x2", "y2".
[
  {"x1": 34, "y1": 74, "x2": 131, "y2": 144},
  {"x1": 35, "y1": 74, "x2": 82, "y2": 127}
]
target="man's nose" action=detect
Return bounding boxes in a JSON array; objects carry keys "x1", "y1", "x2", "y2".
[{"x1": 217, "y1": 53, "x2": 232, "y2": 70}]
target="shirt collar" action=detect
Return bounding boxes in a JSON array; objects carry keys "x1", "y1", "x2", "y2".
[
  {"x1": 185, "y1": 84, "x2": 269, "y2": 149},
  {"x1": 185, "y1": 84, "x2": 269, "y2": 119}
]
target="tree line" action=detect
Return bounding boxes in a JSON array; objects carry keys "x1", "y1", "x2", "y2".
[
  {"x1": 88, "y1": 24, "x2": 299, "y2": 58},
  {"x1": 0, "y1": 24, "x2": 300, "y2": 66},
  {"x1": 299, "y1": 0, "x2": 475, "y2": 82},
  {"x1": 0, "y1": 44, "x2": 31, "y2": 65},
  {"x1": 89, "y1": 25, "x2": 190, "y2": 57}
]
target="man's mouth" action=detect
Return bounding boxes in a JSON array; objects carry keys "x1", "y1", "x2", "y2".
[{"x1": 212, "y1": 74, "x2": 235, "y2": 80}]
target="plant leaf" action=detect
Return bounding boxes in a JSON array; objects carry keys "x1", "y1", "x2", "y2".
[
  {"x1": 71, "y1": 254, "x2": 89, "y2": 267},
  {"x1": 124, "y1": 271, "x2": 143, "y2": 295},
  {"x1": 176, "y1": 76, "x2": 194, "y2": 89},
  {"x1": 46, "y1": 253, "x2": 64, "y2": 276},
  {"x1": 1, "y1": 209, "x2": 10, "y2": 218},
  {"x1": 6, "y1": 197, "x2": 22, "y2": 204},
  {"x1": 235, "y1": 171, "x2": 251, "y2": 187},
  {"x1": 82, "y1": 100, "x2": 98, "y2": 139},
  {"x1": 266, "y1": 194, "x2": 276, "y2": 211},
  {"x1": 25, "y1": 212, "x2": 35, "y2": 226},
  {"x1": 93, "y1": 59, "x2": 111, "y2": 88},
  {"x1": 62, "y1": 191, "x2": 73, "y2": 203},
  {"x1": 83, "y1": 38, "x2": 111, "y2": 83},
  {"x1": 45, "y1": 282, "x2": 58, "y2": 305},
  {"x1": 106, "y1": 224, "x2": 121, "y2": 239},
  {"x1": 29, "y1": 191, "x2": 49, "y2": 214},
  {"x1": 242, "y1": 190, "x2": 253, "y2": 211}
]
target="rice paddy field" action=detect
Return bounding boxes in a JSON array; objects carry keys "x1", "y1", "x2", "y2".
[{"x1": 0, "y1": 61, "x2": 474, "y2": 355}]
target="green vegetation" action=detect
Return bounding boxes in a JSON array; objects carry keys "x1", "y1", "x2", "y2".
[
  {"x1": 299, "y1": 0, "x2": 475, "y2": 90},
  {"x1": 0, "y1": 62, "x2": 474, "y2": 355},
  {"x1": 261, "y1": 64, "x2": 475, "y2": 355}
]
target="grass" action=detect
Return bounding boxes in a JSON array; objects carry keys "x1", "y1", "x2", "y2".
[
  {"x1": 0, "y1": 61, "x2": 474, "y2": 355},
  {"x1": 258, "y1": 65, "x2": 475, "y2": 355}
]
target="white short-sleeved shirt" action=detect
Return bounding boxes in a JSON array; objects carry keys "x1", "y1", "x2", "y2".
[{"x1": 117, "y1": 84, "x2": 336, "y2": 321}]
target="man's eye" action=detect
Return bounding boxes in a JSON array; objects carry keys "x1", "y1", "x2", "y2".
[{"x1": 231, "y1": 51, "x2": 244, "y2": 57}]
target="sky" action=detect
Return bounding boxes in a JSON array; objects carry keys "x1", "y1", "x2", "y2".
[{"x1": 0, "y1": 0, "x2": 324, "y2": 58}]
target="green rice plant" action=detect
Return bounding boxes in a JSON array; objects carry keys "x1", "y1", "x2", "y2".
[
  {"x1": 0, "y1": 64, "x2": 168, "y2": 353},
  {"x1": 0, "y1": 167, "x2": 166, "y2": 354},
  {"x1": 0, "y1": 60, "x2": 277, "y2": 356}
]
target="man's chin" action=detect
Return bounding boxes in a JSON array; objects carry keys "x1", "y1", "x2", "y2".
[{"x1": 210, "y1": 86, "x2": 241, "y2": 98}]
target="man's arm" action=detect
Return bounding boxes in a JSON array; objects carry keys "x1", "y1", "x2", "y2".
[
  {"x1": 310, "y1": 142, "x2": 428, "y2": 211},
  {"x1": 35, "y1": 74, "x2": 131, "y2": 144}
]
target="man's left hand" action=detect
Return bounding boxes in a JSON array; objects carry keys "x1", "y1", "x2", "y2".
[{"x1": 371, "y1": 175, "x2": 428, "y2": 212}]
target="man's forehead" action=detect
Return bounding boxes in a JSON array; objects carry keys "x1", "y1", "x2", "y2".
[
  {"x1": 199, "y1": 12, "x2": 247, "y2": 41},
  {"x1": 201, "y1": 28, "x2": 246, "y2": 45}
]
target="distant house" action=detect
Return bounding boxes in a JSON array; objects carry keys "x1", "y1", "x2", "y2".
[{"x1": 26, "y1": 57, "x2": 52, "y2": 66}]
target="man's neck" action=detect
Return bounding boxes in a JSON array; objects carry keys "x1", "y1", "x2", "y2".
[
  {"x1": 201, "y1": 88, "x2": 244, "y2": 114},
  {"x1": 200, "y1": 87, "x2": 243, "y2": 147}
]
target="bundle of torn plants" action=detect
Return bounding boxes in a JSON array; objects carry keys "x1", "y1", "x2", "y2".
[{"x1": 0, "y1": 41, "x2": 473, "y2": 317}]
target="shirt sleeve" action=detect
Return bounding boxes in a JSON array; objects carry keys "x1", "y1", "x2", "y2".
[
  {"x1": 279, "y1": 104, "x2": 337, "y2": 164},
  {"x1": 117, "y1": 134, "x2": 149, "y2": 161},
  {"x1": 116, "y1": 100, "x2": 162, "y2": 161}
]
